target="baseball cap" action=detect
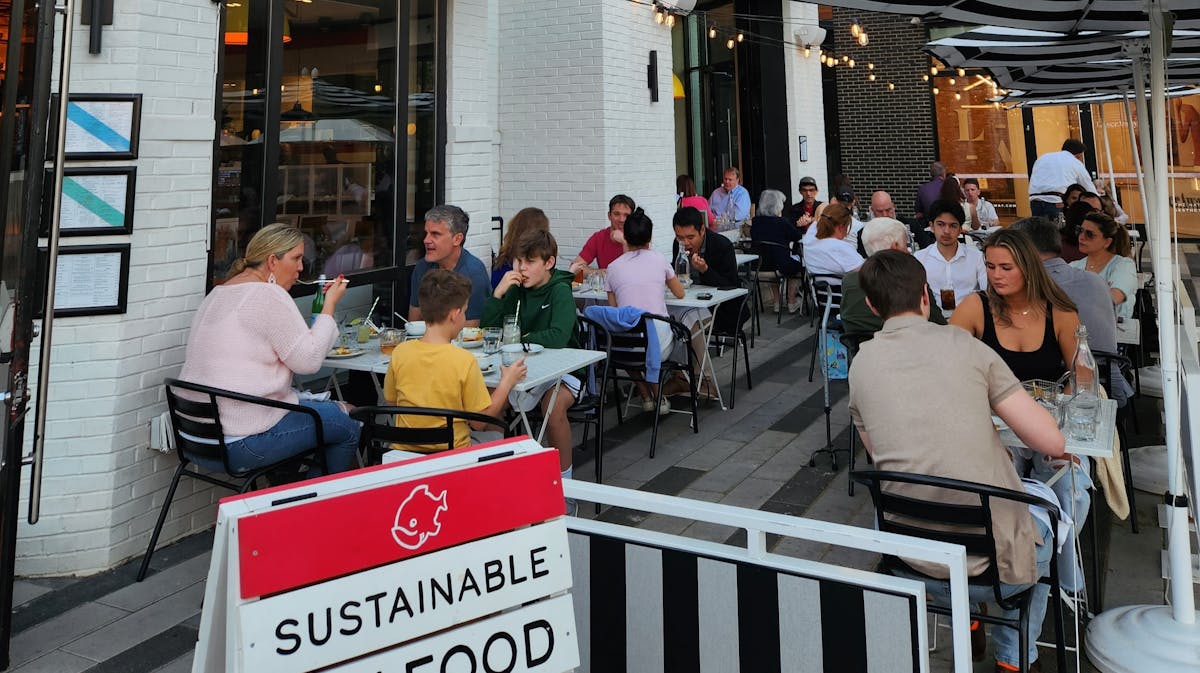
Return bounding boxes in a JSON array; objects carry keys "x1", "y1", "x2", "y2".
[{"x1": 798, "y1": 176, "x2": 818, "y2": 188}]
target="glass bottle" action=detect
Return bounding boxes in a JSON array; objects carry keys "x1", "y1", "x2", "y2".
[
  {"x1": 1066, "y1": 325, "x2": 1100, "y2": 441},
  {"x1": 309, "y1": 274, "x2": 326, "y2": 326},
  {"x1": 675, "y1": 249, "x2": 692, "y2": 288}
]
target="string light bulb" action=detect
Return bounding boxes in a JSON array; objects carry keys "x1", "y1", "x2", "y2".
[
  {"x1": 857, "y1": 32, "x2": 869, "y2": 46},
  {"x1": 848, "y1": 59, "x2": 855, "y2": 68},
  {"x1": 932, "y1": 86, "x2": 940, "y2": 94},
  {"x1": 922, "y1": 74, "x2": 929, "y2": 82},
  {"x1": 954, "y1": 92, "x2": 962, "y2": 100},
  {"x1": 842, "y1": 55, "x2": 849, "y2": 63},
  {"x1": 737, "y1": 32, "x2": 745, "y2": 42},
  {"x1": 655, "y1": 9, "x2": 664, "y2": 24},
  {"x1": 957, "y1": 68, "x2": 965, "y2": 77},
  {"x1": 709, "y1": 26, "x2": 717, "y2": 39},
  {"x1": 993, "y1": 101, "x2": 1001, "y2": 109},
  {"x1": 949, "y1": 78, "x2": 956, "y2": 85},
  {"x1": 727, "y1": 38, "x2": 735, "y2": 49},
  {"x1": 868, "y1": 73, "x2": 876, "y2": 81},
  {"x1": 930, "y1": 66, "x2": 938, "y2": 75},
  {"x1": 850, "y1": 21, "x2": 862, "y2": 38},
  {"x1": 867, "y1": 63, "x2": 874, "y2": 70},
  {"x1": 666, "y1": 13, "x2": 675, "y2": 27},
  {"x1": 888, "y1": 82, "x2": 895, "y2": 91},
  {"x1": 803, "y1": 46, "x2": 811, "y2": 57}
]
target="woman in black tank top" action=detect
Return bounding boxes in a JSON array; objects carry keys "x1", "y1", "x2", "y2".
[{"x1": 949, "y1": 230, "x2": 1081, "y2": 381}]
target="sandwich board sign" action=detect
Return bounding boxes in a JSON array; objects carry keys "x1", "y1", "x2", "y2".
[{"x1": 191, "y1": 437, "x2": 578, "y2": 673}]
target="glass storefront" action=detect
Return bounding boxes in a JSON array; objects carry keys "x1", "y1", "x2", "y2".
[
  {"x1": 673, "y1": 3, "x2": 741, "y2": 198},
  {"x1": 212, "y1": 0, "x2": 442, "y2": 286}
]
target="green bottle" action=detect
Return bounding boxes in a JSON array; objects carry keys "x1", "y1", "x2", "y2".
[{"x1": 309, "y1": 274, "x2": 326, "y2": 325}]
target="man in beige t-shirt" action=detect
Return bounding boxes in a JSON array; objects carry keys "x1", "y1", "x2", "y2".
[{"x1": 848, "y1": 250, "x2": 1066, "y2": 673}]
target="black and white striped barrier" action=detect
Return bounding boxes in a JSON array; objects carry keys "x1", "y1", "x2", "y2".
[{"x1": 564, "y1": 481, "x2": 976, "y2": 673}]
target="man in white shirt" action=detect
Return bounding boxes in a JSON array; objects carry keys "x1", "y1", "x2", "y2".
[
  {"x1": 1028, "y1": 138, "x2": 1098, "y2": 220},
  {"x1": 913, "y1": 200, "x2": 986, "y2": 312},
  {"x1": 709, "y1": 166, "x2": 751, "y2": 225},
  {"x1": 961, "y1": 178, "x2": 999, "y2": 231}
]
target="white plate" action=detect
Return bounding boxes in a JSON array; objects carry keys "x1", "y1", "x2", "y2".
[
  {"x1": 501, "y1": 343, "x2": 544, "y2": 354},
  {"x1": 327, "y1": 348, "x2": 365, "y2": 359},
  {"x1": 479, "y1": 362, "x2": 496, "y2": 374},
  {"x1": 453, "y1": 339, "x2": 484, "y2": 349}
]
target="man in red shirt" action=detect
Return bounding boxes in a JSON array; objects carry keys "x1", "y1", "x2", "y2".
[{"x1": 570, "y1": 194, "x2": 635, "y2": 272}]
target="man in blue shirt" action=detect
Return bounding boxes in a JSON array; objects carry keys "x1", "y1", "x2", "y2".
[
  {"x1": 407, "y1": 204, "x2": 491, "y2": 326},
  {"x1": 709, "y1": 166, "x2": 751, "y2": 224}
]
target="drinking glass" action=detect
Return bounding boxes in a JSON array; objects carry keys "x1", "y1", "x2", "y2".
[
  {"x1": 483, "y1": 328, "x2": 502, "y2": 354},
  {"x1": 1022, "y1": 379, "x2": 1065, "y2": 427}
]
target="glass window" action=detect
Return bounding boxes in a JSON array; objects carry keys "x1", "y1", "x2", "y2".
[
  {"x1": 212, "y1": 0, "x2": 440, "y2": 287},
  {"x1": 932, "y1": 72, "x2": 1025, "y2": 223}
]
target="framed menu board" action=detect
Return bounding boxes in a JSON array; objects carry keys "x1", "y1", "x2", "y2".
[
  {"x1": 37, "y1": 244, "x2": 130, "y2": 317},
  {"x1": 42, "y1": 167, "x2": 136, "y2": 236},
  {"x1": 49, "y1": 93, "x2": 142, "y2": 161}
]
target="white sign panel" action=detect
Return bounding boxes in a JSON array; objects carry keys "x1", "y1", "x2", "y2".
[
  {"x1": 237, "y1": 521, "x2": 571, "y2": 673},
  {"x1": 328, "y1": 594, "x2": 579, "y2": 673}
]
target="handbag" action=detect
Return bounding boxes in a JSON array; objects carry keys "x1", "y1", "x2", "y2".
[{"x1": 822, "y1": 329, "x2": 849, "y2": 380}]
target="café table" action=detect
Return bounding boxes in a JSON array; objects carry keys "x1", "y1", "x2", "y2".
[
  {"x1": 318, "y1": 345, "x2": 605, "y2": 444},
  {"x1": 572, "y1": 284, "x2": 749, "y2": 410},
  {"x1": 735, "y1": 252, "x2": 758, "y2": 267}
]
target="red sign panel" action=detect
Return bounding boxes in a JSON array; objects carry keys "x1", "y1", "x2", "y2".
[{"x1": 236, "y1": 449, "x2": 564, "y2": 599}]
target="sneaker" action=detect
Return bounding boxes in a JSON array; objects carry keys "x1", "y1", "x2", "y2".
[
  {"x1": 657, "y1": 397, "x2": 672, "y2": 415},
  {"x1": 995, "y1": 661, "x2": 1039, "y2": 673},
  {"x1": 770, "y1": 301, "x2": 780, "y2": 313},
  {"x1": 787, "y1": 300, "x2": 802, "y2": 314},
  {"x1": 971, "y1": 620, "x2": 986, "y2": 662},
  {"x1": 642, "y1": 397, "x2": 656, "y2": 413}
]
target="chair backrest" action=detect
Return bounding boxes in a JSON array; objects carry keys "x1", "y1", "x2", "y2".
[
  {"x1": 839, "y1": 331, "x2": 874, "y2": 360},
  {"x1": 164, "y1": 380, "x2": 229, "y2": 470},
  {"x1": 575, "y1": 314, "x2": 612, "y2": 400},
  {"x1": 750, "y1": 240, "x2": 791, "y2": 274},
  {"x1": 607, "y1": 313, "x2": 690, "y2": 374},
  {"x1": 852, "y1": 469, "x2": 1059, "y2": 607},
  {"x1": 710, "y1": 289, "x2": 752, "y2": 337},
  {"x1": 351, "y1": 406, "x2": 506, "y2": 462},
  {"x1": 810, "y1": 274, "x2": 844, "y2": 325}
]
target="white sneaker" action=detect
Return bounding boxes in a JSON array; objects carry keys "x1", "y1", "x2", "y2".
[
  {"x1": 658, "y1": 397, "x2": 672, "y2": 415},
  {"x1": 641, "y1": 398, "x2": 656, "y2": 413},
  {"x1": 788, "y1": 300, "x2": 802, "y2": 314}
]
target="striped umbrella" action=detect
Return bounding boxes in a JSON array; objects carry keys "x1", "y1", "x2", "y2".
[
  {"x1": 927, "y1": 25, "x2": 1200, "y2": 68},
  {"x1": 816, "y1": 0, "x2": 1200, "y2": 32}
]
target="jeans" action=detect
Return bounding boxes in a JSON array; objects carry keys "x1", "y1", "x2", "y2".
[
  {"x1": 1030, "y1": 200, "x2": 1061, "y2": 219},
  {"x1": 1016, "y1": 454, "x2": 1092, "y2": 593},
  {"x1": 907, "y1": 518, "x2": 1053, "y2": 668},
  {"x1": 225, "y1": 400, "x2": 359, "y2": 475}
]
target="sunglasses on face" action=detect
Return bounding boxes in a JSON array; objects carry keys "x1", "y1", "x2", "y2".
[{"x1": 1080, "y1": 228, "x2": 1101, "y2": 240}]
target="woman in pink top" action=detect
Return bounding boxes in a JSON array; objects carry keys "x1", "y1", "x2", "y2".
[
  {"x1": 604, "y1": 208, "x2": 684, "y2": 412},
  {"x1": 178, "y1": 223, "x2": 359, "y2": 475},
  {"x1": 677, "y1": 175, "x2": 714, "y2": 228}
]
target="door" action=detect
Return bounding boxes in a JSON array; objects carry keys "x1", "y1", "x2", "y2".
[{"x1": 0, "y1": 0, "x2": 56, "y2": 666}]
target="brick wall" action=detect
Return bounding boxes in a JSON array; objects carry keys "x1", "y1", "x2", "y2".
[
  {"x1": 498, "y1": 1, "x2": 676, "y2": 260},
  {"x1": 829, "y1": 9, "x2": 934, "y2": 219},
  {"x1": 19, "y1": 0, "x2": 219, "y2": 575}
]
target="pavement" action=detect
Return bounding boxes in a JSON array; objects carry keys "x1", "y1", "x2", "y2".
[{"x1": 3, "y1": 298, "x2": 1192, "y2": 672}]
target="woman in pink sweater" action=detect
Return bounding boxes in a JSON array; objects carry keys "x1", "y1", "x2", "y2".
[{"x1": 178, "y1": 223, "x2": 359, "y2": 474}]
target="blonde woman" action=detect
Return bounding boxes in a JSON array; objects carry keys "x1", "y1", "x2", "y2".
[{"x1": 179, "y1": 223, "x2": 359, "y2": 475}]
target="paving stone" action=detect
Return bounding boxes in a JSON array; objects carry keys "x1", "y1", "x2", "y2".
[
  {"x1": 152, "y1": 653, "x2": 195, "y2": 673},
  {"x1": 9, "y1": 602, "x2": 127, "y2": 669},
  {"x1": 676, "y1": 438, "x2": 746, "y2": 471},
  {"x1": 687, "y1": 459, "x2": 760, "y2": 493},
  {"x1": 680, "y1": 519, "x2": 739, "y2": 544},
  {"x1": 11, "y1": 582, "x2": 51, "y2": 609},
  {"x1": 8, "y1": 650, "x2": 95, "y2": 673},
  {"x1": 637, "y1": 513, "x2": 694, "y2": 536},
  {"x1": 96, "y1": 553, "x2": 211, "y2": 612},
  {"x1": 62, "y1": 583, "x2": 205, "y2": 662},
  {"x1": 719, "y1": 476, "x2": 788, "y2": 510}
]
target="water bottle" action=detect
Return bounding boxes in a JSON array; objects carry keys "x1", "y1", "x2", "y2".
[
  {"x1": 309, "y1": 274, "x2": 326, "y2": 326},
  {"x1": 1066, "y1": 324, "x2": 1100, "y2": 441},
  {"x1": 675, "y1": 249, "x2": 692, "y2": 288}
]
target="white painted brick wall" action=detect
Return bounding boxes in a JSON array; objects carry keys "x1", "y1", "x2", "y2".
[
  {"x1": 497, "y1": 0, "x2": 677, "y2": 261},
  {"x1": 783, "y1": 2, "x2": 829, "y2": 210},
  {"x1": 17, "y1": 0, "x2": 219, "y2": 576}
]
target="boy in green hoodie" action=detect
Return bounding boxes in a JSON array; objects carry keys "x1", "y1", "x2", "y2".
[{"x1": 483, "y1": 229, "x2": 579, "y2": 479}]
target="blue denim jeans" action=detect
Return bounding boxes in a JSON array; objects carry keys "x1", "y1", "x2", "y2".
[
  {"x1": 225, "y1": 400, "x2": 359, "y2": 475},
  {"x1": 1030, "y1": 200, "x2": 1061, "y2": 220},
  {"x1": 907, "y1": 518, "x2": 1053, "y2": 668},
  {"x1": 1018, "y1": 454, "x2": 1092, "y2": 593}
]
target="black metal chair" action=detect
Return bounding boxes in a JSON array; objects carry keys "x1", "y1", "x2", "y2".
[
  {"x1": 138, "y1": 379, "x2": 332, "y2": 581},
  {"x1": 750, "y1": 240, "x2": 807, "y2": 324},
  {"x1": 708, "y1": 290, "x2": 753, "y2": 409},
  {"x1": 606, "y1": 313, "x2": 699, "y2": 458},
  {"x1": 567, "y1": 315, "x2": 612, "y2": 484},
  {"x1": 839, "y1": 332, "x2": 874, "y2": 495},
  {"x1": 734, "y1": 239, "x2": 762, "y2": 343},
  {"x1": 350, "y1": 406, "x2": 506, "y2": 464},
  {"x1": 852, "y1": 469, "x2": 1066, "y2": 673}
]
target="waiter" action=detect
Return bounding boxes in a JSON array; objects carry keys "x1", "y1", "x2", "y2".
[{"x1": 1027, "y1": 138, "x2": 1098, "y2": 219}]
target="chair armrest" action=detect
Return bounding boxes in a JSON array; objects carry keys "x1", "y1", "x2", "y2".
[{"x1": 352, "y1": 406, "x2": 506, "y2": 429}]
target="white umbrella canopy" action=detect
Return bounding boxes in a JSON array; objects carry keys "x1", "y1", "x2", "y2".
[
  {"x1": 927, "y1": 25, "x2": 1200, "y2": 67},
  {"x1": 811, "y1": 2, "x2": 1197, "y2": 672}
]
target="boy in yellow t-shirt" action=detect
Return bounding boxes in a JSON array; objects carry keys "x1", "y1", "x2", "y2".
[{"x1": 383, "y1": 269, "x2": 525, "y2": 452}]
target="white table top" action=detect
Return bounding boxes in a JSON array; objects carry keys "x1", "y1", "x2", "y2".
[
  {"x1": 320, "y1": 346, "x2": 605, "y2": 393},
  {"x1": 736, "y1": 253, "x2": 758, "y2": 266},
  {"x1": 1116, "y1": 317, "x2": 1140, "y2": 346},
  {"x1": 573, "y1": 284, "x2": 747, "y2": 309},
  {"x1": 995, "y1": 397, "x2": 1118, "y2": 459}
]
